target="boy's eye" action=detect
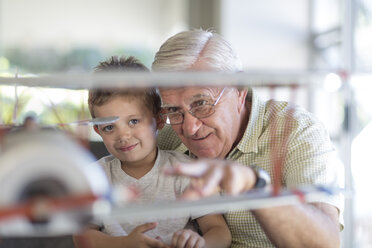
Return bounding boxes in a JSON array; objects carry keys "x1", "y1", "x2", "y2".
[
  {"x1": 102, "y1": 125, "x2": 114, "y2": 132},
  {"x1": 129, "y1": 119, "x2": 139, "y2": 126}
]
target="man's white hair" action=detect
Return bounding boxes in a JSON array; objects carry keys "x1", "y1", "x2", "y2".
[{"x1": 152, "y1": 29, "x2": 242, "y2": 72}]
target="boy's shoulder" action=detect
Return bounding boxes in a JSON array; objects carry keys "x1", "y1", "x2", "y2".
[
  {"x1": 96, "y1": 154, "x2": 118, "y2": 168},
  {"x1": 158, "y1": 149, "x2": 193, "y2": 167},
  {"x1": 95, "y1": 155, "x2": 121, "y2": 182}
]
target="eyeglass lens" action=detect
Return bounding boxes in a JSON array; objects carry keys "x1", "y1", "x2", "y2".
[{"x1": 163, "y1": 87, "x2": 225, "y2": 125}]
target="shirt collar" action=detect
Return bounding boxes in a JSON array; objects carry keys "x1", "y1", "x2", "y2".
[{"x1": 233, "y1": 88, "x2": 266, "y2": 154}]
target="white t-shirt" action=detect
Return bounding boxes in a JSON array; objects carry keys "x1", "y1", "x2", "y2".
[{"x1": 97, "y1": 149, "x2": 194, "y2": 243}]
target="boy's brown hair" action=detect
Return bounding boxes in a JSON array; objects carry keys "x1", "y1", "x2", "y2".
[{"x1": 88, "y1": 56, "x2": 161, "y2": 119}]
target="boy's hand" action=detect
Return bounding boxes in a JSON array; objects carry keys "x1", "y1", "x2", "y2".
[
  {"x1": 127, "y1": 222, "x2": 169, "y2": 248},
  {"x1": 171, "y1": 229, "x2": 205, "y2": 248}
]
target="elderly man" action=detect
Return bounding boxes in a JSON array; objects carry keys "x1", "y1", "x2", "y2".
[{"x1": 153, "y1": 30, "x2": 343, "y2": 248}]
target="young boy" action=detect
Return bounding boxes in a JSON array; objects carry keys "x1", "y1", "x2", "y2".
[{"x1": 74, "y1": 56, "x2": 231, "y2": 248}]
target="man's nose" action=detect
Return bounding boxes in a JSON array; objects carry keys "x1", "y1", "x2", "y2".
[{"x1": 182, "y1": 112, "x2": 202, "y2": 137}]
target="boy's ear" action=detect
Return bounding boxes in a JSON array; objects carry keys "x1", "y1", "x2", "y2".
[{"x1": 93, "y1": 125, "x2": 100, "y2": 135}]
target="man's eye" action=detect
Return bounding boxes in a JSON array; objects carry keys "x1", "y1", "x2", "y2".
[
  {"x1": 129, "y1": 119, "x2": 139, "y2": 126},
  {"x1": 165, "y1": 107, "x2": 180, "y2": 113},
  {"x1": 191, "y1": 99, "x2": 209, "y2": 108},
  {"x1": 102, "y1": 125, "x2": 114, "y2": 132}
]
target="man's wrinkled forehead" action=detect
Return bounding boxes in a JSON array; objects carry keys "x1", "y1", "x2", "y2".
[{"x1": 159, "y1": 86, "x2": 216, "y2": 106}]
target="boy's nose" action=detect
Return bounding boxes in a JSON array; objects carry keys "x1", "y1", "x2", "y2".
[
  {"x1": 182, "y1": 112, "x2": 202, "y2": 137},
  {"x1": 117, "y1": 127, "x2": 131, "y2": 142}
]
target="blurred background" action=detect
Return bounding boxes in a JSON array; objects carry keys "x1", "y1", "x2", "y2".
[{"x1": 0, "y1": 0, "x2": 371, "y2": 247}]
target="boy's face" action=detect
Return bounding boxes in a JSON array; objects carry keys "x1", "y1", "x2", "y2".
[{"x1": 93, "y1": 96, "x2": 158, "y2": 166}]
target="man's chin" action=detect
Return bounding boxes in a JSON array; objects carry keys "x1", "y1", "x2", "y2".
[{"x1": 190, "y1": 148, "x2": 218, "y2": 159}]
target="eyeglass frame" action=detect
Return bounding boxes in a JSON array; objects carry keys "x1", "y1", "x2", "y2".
[{"x1": 160, "y1": 87, "x2": 226, "y2": 125}]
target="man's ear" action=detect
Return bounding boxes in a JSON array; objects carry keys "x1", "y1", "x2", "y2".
[
  {"x1": 93, "y1": 125, "x2": 100, "y2": 135},
  {"x1": 237, "y1": 88, "x2": 248, "y2": 113}
]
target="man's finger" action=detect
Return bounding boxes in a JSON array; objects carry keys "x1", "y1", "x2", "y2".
[
  {"x1": 198, "y1": 166, "x2": 223, "y2": 196},
  {"x1": 163, "y1": 161, "x2": 210, "y2": 177},
  {"x1": 221, "y1": 164, "x2": 256, "y2": 194},
  {"x1": 220, "y1": 165, "x2": 240, "y2": 195},
  {"x1": 180, "y1": 186, "x2": 203, "y2": 200}
]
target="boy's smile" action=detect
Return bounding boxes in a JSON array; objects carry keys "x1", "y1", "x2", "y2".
[{"x1": 118, "y1": 143, "x2": 138, "y2": 152}]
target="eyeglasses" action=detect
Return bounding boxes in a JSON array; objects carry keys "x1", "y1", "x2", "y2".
[{"x1": 161, "y1": 87, "x2": 226, "y2": 125}]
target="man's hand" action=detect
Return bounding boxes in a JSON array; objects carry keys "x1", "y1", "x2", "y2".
[
  {"x1": 164, "y1": 160, "x2": 256, "y2": 199},
  {"x1": 171, "y1": 229, "x2": 205, "y2": 248},
  {"x1": 127, "y1": 222, "x2": 169, "y2": 248}
]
